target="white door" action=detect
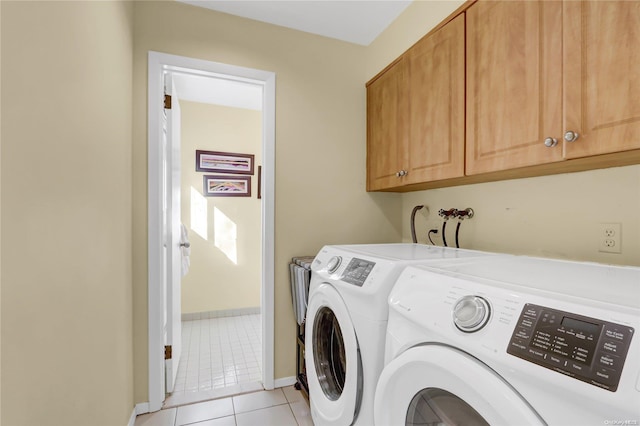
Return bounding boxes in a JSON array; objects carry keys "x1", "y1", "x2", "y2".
[
  {"x1": 374, "y1": 344, "x2": 545, "y2": 426},
  {"x1": 163, "y1": 73, "x2": 182, "y2": 393}
]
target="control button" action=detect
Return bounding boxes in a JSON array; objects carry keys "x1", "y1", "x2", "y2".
[
  {"x1": 527, "y1": 348, "x2": 545, "y2": 360},
  {"x1": 597, "y1": 353, "x2": 620, "y2": 370},
  {"x1": 604, "y1": 326, "x2": 630, "y2": 342},
  {"x1": 520, "y1": 317, "x2": 535, "y2": 328},
  {"x1": 601, "y1": 340, "x2": 621, "y2": 355},
  {"x1": 594, "y1": 367, "x2": 618, "y2": 386},
  {"x1": 548, "y1": 355, "x2": 564, "y2": 367},
  {"x1": 515, "y1": 327, "x2": 532, "y2": 340},
  {"x1": 568, "y1": 362, "x2": 585, "y2": 373},
  {"x1": 523, "y1": 305, "x2": 540, "y2": 318},
  {"x1": 509, "y1": 340, "x2": 527, "y2": 351},
  {"x1": 453, "y1": 295, "x2": 491, "y2": 333},
  {"x1": 326, "y1": 256, "x2": 342, "y2": 273}
]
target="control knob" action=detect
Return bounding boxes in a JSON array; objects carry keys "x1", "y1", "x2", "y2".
[
  {"x1": 327, "y1": 256, "x2": 342, "y2": 273},
  {"x1": 453, "y1": 295, "x2": 491, "y2": 332}
]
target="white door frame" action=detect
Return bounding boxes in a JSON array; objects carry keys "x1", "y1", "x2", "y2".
[{"x1": 147, "y1": 51, "x2": 276, "y2": 412}]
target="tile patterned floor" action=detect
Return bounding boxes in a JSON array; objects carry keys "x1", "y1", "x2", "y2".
[
  {"x1": 165, "y1": 315, "x2": 262, "y2": 407},
  {"x1": 134, "y1": 387, "x2": 313, "y2": 426},
  {"x1": 135, "y1": 314, "x2": 314, "y2": 425}
]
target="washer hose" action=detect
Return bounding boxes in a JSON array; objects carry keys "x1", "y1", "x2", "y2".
[
  {"x1": 410, "y1": 205, "x2": 424, "y2": 243},
  {"x1": 442, "y1": 221, "x2": 448, "y2": 247}
]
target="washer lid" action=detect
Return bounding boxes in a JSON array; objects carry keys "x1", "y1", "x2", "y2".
[
  {"x1": 374, "y1": 344, "x2": 544, "y2": 426},
  {"x1": 326, "y1": 243, "x2": 497, "y2": 262},
  {"x1": 305, "y1": 283, "x2": 362, "y2": 426},
  {"x1": 414, "y1": 256, "x2": 640, "y2": 308}
]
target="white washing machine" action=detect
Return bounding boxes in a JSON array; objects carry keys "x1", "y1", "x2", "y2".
[
  {"x1": 374, "y1": 256, "x2": 640, "y2": 426},
  {"x1": 305, "y1": 243, "x2": 501, "y2": 426}
]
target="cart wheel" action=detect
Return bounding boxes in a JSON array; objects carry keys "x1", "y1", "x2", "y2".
[{"x1": 294, "y1": 382, "x2": 301, "y2": 390}]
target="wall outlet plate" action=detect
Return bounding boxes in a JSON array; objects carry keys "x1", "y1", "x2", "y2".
[{"x1": 598, "y1": 223, "x2": 621, "y2": 254}]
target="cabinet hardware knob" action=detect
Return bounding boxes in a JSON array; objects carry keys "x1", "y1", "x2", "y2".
[
  {"x1": 564, "y1": 131, "x2": 579, "y2": 142},
  {"x1": 396, "y1": 170, "x2": 408, "y2": 177},
  {"x1": 544, "y1": 137, "x2": 558, "y2": 147}
]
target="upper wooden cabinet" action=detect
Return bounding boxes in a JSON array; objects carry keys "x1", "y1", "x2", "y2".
[
  {"x1": 563, "y1": 1, "x2": 640, "y2": 159},
  {"x1": 367, "y1": 57, "x2": 409, "y2": 191},
  {"x1": 407, "y1": 14, "x2": 465, "y2": 184},
  {"x1": 466, "y1": 0, "x2": 640, "y2": 175},
  {"x1": 466, "y1": 1, "x2": 563, "y2": 175},
  {"x1": 367, "y1": 14, "x2": 465, "y2": 191},
  {"x1": 367, "y1": 0, "x2": 640, "y2": 191}
]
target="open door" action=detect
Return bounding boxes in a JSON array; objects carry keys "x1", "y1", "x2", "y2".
[{"x1": 163, "y1": 73, "x2": 182, "y2": 393}]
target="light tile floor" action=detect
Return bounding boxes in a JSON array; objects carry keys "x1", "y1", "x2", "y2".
[
  {"x1": 134, "y1": 387, "x2": 313, "y2": 426},
  {"x1": 165, "y1": 315, "x2": 262, "y2": 407}
]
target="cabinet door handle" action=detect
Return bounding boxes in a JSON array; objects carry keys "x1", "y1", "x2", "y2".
[
  {"x1": 396, "y1": 170, "x2": 408, "y2": 177},
  {"x1": 544, "y1": 137, "x2": 558, "y2": 148},
  {"x1": 564, "y1": 131, "x2": 579, "y2": 142}
]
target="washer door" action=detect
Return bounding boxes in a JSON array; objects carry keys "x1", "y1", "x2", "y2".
[
  {"x1": 305, "y1": 283, "x2": 362, "y2": 426},
  {"x1": 374, "y1": 344, "x2": 545, "y2": 426}
]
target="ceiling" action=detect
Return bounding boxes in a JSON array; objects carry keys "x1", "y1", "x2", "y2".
[
  {"x1": 173, "y1": 1, "x2": 413, "y2": 109},
  {"x1": 172, "y1": 72, "x2": 264, "y2": 110},
  {"x1": 177, "y1": 0, "x2": 413, "y2": 46}
]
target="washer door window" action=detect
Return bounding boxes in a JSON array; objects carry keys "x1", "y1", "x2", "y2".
[
  {"x1": 305, "y1": 283, "x2": 362, "y2": 426},
  {"x1": 313, "y1": 306, "x2": 347, "y2": 400},
  {"x1": 374, "y1": 344, "x2": 545, "y2": 426},
  {"x1": 406, "y1": 388, "x2": 489, "y2": 426}
]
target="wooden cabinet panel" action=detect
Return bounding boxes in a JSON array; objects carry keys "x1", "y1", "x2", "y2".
[
  {"x1": 367, "y1": 0, "x2": 640, "y2": 192},
  {"x1": 367, "y1": 57, "x2": 408, "y2": 191},
  {"x1": 367, "y1": 15, "x2": 465, "y2": 190},
  {"x1": 563, "y1": 1, "x2": 640, "y2": 159},
  {"x1": 466, "y1": 1, "x2": 563, "y2": 175},
  {"x1": 408, "y1": 14, "x2": 465, "y2": 182}
]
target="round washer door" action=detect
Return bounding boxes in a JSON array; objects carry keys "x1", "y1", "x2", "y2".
[
  {"x1": 374, "y1": 344, "x2": 545, "y2": 426},
  {"x1": 305, "y1": 283, "x2": 362, "y2": 426}
]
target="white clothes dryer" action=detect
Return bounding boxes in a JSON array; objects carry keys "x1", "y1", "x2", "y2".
[
  {"x1": 305, "y1": 244, "x2": 500, "y2": 426},
  {"x1": 375, "y1": 256, "x2": 640, "y2": 426}
]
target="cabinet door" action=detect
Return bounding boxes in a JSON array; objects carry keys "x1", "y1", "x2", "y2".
[
  {"x1": 466, "y1": 1, "x2": 563, "y2": 175},
  {"x1": 367, "y1": 58, "x2": 409, "y2": 191},
  {"x1": 563, "y1": 1, "x2": 640, "y2": 159},
  {"x1": 407, "y1": 14, "x2": 465, "y2": 183}
]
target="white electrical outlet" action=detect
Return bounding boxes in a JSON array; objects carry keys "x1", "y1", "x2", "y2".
[{"x1": 598, "y1": 223, "x2": 621, "y2": 254}]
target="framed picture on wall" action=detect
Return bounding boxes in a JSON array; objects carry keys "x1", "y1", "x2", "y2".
[
  {"x1": 203, "y1": 175, "x2": 251, "y2": 197},
  {"x1": 196, "y1": 150, "x2": 254, "y2": 175}
]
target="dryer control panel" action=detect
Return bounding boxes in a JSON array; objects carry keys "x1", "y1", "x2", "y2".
[
  {"x1": 507, "y1": 303, "x2": 634, "y2": 392},
  {"x1": 341, "y1": 258, "x2": 375, "y2": 287}
]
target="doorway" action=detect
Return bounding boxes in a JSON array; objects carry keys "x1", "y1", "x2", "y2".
[{"x1": 147, "y1": 51, "x2": 276, "y2": 412}]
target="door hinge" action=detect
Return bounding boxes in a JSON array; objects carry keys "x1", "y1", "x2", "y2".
[
  {"x1": 164, "y1": 345, "x2": 172, "y2": 360},
  {"x1": 164, "y1": 94, "x2": 172, "y2": 109}
]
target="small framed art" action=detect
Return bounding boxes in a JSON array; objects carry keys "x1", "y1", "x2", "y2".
[
  {"x1": 196, "y1": 150, "x2": 254, "y2": 175},
  {"x1": 203, "y1": 175, "x2": 251, "y2": 197}
]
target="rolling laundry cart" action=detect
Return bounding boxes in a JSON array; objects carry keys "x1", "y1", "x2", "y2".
[{"x1": 289, "y1": 255, "x2": 314, "y2": 399}]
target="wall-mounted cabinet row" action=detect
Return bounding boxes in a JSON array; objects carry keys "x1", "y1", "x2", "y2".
[{"x1": 366, "y1": 0, "x2": 640, "y2": 191}]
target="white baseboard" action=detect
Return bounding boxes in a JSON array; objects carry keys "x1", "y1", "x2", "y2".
[
  {"x1": 136, "y1": 402, "x2": 150, "y2": 415},
  {"x1": 182, "y1": 307, "x2": 261, "y2": 321},
  {"x1": 274, "y1": 376, "x2": 297, "y2": 388},
  {"x1": 128, "y1": 402, "x2": 150, "y2": 425},
  {"x1": 127, "y1": 407, "x2": 136, "y2": 426}
]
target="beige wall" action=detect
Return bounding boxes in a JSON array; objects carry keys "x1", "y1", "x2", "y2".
[
  {"x1": 401, "y1": 166, "x2": 640, "y2": 266},
  {"x1": 180, "y1": 101, "x2": 262, "y2": 314},
  {"x1": 364, "y1": 1, "x2": 640, "y2": 267},
  {"x1": 1, "y1": 2, "x2": 134, "y2": 425},
  {"x1": 132, "y1": 1, "x2": 402, "y2": 403},
  {"x1": 365, "y1": 1, "x2": 466, "y2": 80}
]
